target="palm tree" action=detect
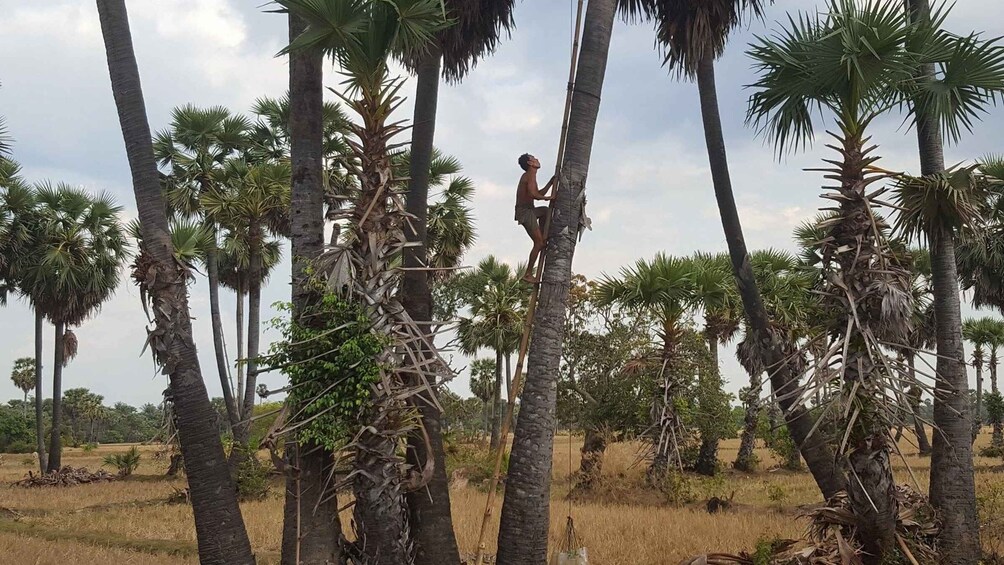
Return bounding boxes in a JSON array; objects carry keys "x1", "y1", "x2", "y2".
[
  {"x1": 690, "y1": 252, "x2": 739, "y2": 476},
  {"x1": 594, "y1": 254, "x2": 697, "y2": 477},
  {"x1": 456, "y1": 257, "x2": 525, "y2": 450},
  {"x1": 154, "y1": 104, "x2": 252, "y2": 431},
  {"x1": 10, "y1": 357, "x2": 35, "y2": 417},
  {"x1": 496, "y1": 2, "x2": 618, "y2": 563},
  {"x1": 987, "y1": 320, "x2": 1004, "y2": 448},
  {"x1": 94, "y1": 2, "x2": 255, "y2": 562},
  {"x1": 962, "y1": 318, "x2": 994, "y2": 440},
  {"x1": 400, "y1": 3, "x2": 515, "y2": 554},
  {"x1": 279, "y1": 2, "x2": 449, "y2": 562},
  {"x1": 18, "y1": 184, "x2": 126, "y2": 472},
  {"x1": 203, "y1": 160, "x2": 290, "y2": 451},
  {"x1": 901, "y1": 248, "x2": 934, "y2": 455}
]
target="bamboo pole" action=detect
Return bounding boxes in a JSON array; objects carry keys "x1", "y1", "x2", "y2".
[{"x1": 472, "y1": 1, "x2": 586, "y2": 563}]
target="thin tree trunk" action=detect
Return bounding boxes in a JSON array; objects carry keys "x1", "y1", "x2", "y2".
[
  {"x1": 907, "y1": 353, "x2": 932, "y2": 455},
  {"x1": 973, "y1": 358, "x2": 983, "y2": 443},
  {"x1": 490, "y1": 348, "x2": 503, "y2": 451},
  {"x1": 46, "y1": 322, "x2": 64, "y2": 473},
  {"x1": 34, "y1": 309, "x2": 46, "y2": 474},
  {"x1": 236, "y1": 282, "x2": 245, "y2": 418},
  {"x1": 206, "y1": 240, "x2": 238, "y2": 431},
  {"x1": 95, "y1": 3, "x2": 254, "y2": 562},
  {"x1": 497, "y1": 2, "x2": 617, "y2": 563},
  {"x1": 400, "y1": 48, "x2": 460, "y2": 565},
  {"x1": 991, "y1": 351, "x2": 1002, "y2": 448},
  {"x1": 280, "y1": 12, "x2": 343, "y2": 565},
  {"x1": 907, "y1": 2, "x2": 980, "y2": 561},
  {"x1": 236, "y1": 222, "x2": 263, "y2": 450},
  {"x1": 505, "y1": 353, "x2": 512, "y2": 402},
  {"x1": 695, "y1": 54, "x2": 844, "y2": 499}
]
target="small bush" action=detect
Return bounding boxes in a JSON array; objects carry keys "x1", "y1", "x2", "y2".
[
  {"x1": 445, "y1": 441, "x2": 507, "y2": 489},
  {"x1": 654, "y1": 470, "x2": 696, "y2": 507},
  {"x1": 979, "y1": 445, "x2": 1004, "y2": 458},
  {"x1": 81, "y1": 442, "x2": 98, "y2": 453},
  {"x1": 235, "y1": 453, "x2": 272, "y2": 501},
  {"x1": 765, "y1": 482, "x2": 788, "y2": 509},
  {"x1": 103, "y1": 446, "x2": 141, "y2": 477},
  {"x1": 5, "y1": 441, "x2": 36, "y2": 454}
]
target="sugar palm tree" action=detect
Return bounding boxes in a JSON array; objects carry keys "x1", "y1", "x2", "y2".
[
  {"x1": 18, "y1": 183, "x2": 127, "y2": 472},
  {"x1": 750, "y1": 2, "x2": 1004, "y2": 560},
  {"x1": 986, "y1": 320, "x2": 1004, "y2": 448},
  {"x1": 594, "y1": 253, "x2": 697, "y2": 477},
  {"x1": 279, "y1": 2, "x2": 449, "y2": 562},
  {"x1": 95, "y1": 2, "x2": 255, "y2": 561},
  {"x1": 202, "y1": 160, "x2": 290, "y2": 451},
  {"x1": 400, "y1": 4, "x2": 516, "y2": 552},
  {"x1": 689, "y1": 252, "x2": 739, "y2": 476},
  {"x1": 10, "y1": 357, "x2": 35, "y2": 417},
  {"x1": 496, "y1": 3, "x2": 619, "y2": 563},
  {"x1": 154, "y1": 104, "x2": 252, "y2": 431},
  {"x1": 456, "y1": 257, "x2": 525, "y2": 450},
  {"x1": 962, "y1": 317, "x2": 994, "y2": 439}
]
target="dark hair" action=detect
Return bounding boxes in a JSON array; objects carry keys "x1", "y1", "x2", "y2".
[{"x1": 518, "y1": 153, "x2": 532, "y2": 171}]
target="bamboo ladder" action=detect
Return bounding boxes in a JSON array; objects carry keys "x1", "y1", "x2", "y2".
[{"x1": 472, "y1": 1, "x2": 586, "y2": 563}]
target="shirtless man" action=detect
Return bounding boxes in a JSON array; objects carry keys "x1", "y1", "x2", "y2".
[{"x1": 514, "y1": 153, "x2": 557, "y2": 283}]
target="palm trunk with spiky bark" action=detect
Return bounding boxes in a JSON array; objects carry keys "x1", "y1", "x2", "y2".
[
  {"x1": 734, "y1": 373, "x2": 760, "y2": 472},
  {"x1": 34, "y1": 309, "x2": 47, "y2": 474},
  {"x1": 498, "y1": 4, "x2": 617, "y2": 562},
  {"x1": 95, "y1": 3, "x2": 254, "y2": 562},
  {"x1": 696, "y1": 54, "x2": 844, "y2": 499},
  {"x1": 991, "y1": 349, "x2": 1002, "y2": 448},
  {"x1": 236, "y1": 281, "x2": 245, "y2": 412},
  {"x1": 401, "y1": 48, "x2": 460, "y2": 565},
  {"x1": 695, "y1": 330, "x2": 721, "y2": 476},
  {"x1": 280, "y1": 13, "x2": 343, "y2": 565},
  {"x1": 46, "y1": 322, "x2": 65, "y2": 473},
  {"x1": 908, "y1": 2, "x2": 981, "y2": 562}
]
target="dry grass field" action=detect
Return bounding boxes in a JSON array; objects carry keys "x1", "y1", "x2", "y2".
[{"x1": 1, "y1": 432, "x2": 1002, "y2": 565}]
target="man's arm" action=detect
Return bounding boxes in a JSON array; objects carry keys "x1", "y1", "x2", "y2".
[
  {"x1": 528, "y1": 174, "x2": 556, "y2": 200},
  {"x1": 541, "y1": 174, "x2": 558, "y2": 195}
]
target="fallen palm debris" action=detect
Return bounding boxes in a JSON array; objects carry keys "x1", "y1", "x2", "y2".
[
  {"x1": 12, "y1": 466, "x2": 118, "y2": 487},
  {"x1": 680, "y1": 486, "x2": 938, "y2": 565}
]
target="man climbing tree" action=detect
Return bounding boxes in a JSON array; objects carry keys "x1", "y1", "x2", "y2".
[{"x1": 515, "y1": 153, "x2": 556, "y2": 282}]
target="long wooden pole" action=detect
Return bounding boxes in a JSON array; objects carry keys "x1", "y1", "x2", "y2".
[{"x1": 472, "y1": 2, "x2": 585, "y2": 563}]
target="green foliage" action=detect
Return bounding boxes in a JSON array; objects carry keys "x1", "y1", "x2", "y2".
[
  {"x1": 269, "y1": 293, "x2": 385, "y2": 452},
  {"x1": 444, "y1": 440, "x2": 508, "y2": 488},
  {"x1": 986, "y1": 391, "x2": 1004, "y2": 422},
  {"x1": 764, "y1": 482, "x2": 788, "y2": 509},
  {"x1": 653, "y1": 470, "x2": 696, "y2": 507},
  {"x1": 103, "y1": 446, "x2": 141, "y2": 477},
  {"x1": 82, "y1": 442, "x2": 98, "y2": 453},
  {"x1": 757, "y1": 414, "x2": 800, "y2": 471},
  {"x1": 234, "y1": 448, "x2": 272, "y2": 501},
  {"x1": 0, "y1": 407, "x2": 32, "y2": 452}
]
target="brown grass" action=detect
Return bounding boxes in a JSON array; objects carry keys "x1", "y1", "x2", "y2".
[{"x1": 0, "y1": 431, "x2": 1001, "y2": 564}]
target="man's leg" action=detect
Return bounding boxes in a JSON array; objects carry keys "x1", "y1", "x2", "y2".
[{"x1": 522, "y1": 221, "x2": 544, "y2": 283}]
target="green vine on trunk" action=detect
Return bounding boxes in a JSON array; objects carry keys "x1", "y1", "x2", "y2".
[{"x1": 269, "y1": 290, "x2": 386, "y2": 452}]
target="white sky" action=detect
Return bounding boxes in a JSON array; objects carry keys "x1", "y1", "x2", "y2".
[{"x1": 1, "y1": 0, "x2": 1002, "y2": 407}]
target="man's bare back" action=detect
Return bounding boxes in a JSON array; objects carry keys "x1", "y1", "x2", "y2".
[{"x1": 514, "y1": 153, "x2": 556, "y2": 283}]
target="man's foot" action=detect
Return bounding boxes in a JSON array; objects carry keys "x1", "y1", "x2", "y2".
[{"x1": 522, "y1": 273, "x2": 537, "y2": 284}]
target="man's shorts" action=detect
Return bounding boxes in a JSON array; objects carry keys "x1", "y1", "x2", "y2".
[{"x1": 515, "y1": 205, "x2": 548, "y2": 229}]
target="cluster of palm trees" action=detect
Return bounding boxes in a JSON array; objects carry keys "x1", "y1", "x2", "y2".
[
  {"x1": 964, "y1": 316, "x2": 1004, "y2": 449},
  {"x1": 0, "y1": 154, "x2": 127, "y2": 473}
]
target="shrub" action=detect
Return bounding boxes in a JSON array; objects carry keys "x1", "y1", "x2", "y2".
[
  {"x1": 235, "y1": 453, "x2": 272, "y2": 501},
  {"x1": 82, "y1": 442, "x2": 98, "y2": 453},
  {"x1": 103, "y1": 446, "x2": 141, "y2": 477}
]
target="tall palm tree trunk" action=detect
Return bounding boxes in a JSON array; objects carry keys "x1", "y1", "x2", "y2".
[
  {"x1": 973, "y1": 357, "x2": 984, "y2": 442},
  {"x1": 236, "y1": 282, "x2": 245, "y2": 413},
  {"x1": 505, "y1": 353, "x2": 512, "y2": 402},
  {"x1": 490, "y1": 348, "x2": 503, "y2": 450},
  {"x1": 400, "y1": 48, "x2": 460, "y2": 565},
  {"x1": 46, "y1": 322, "x2": 65, "y2": 473},
  {"x1": 95, "y1": 3, "x2": 254, "y2": 562},
  {"x1": 908, "y1": 1, "x2": 980, "y2": 561},
  {"x1": 695, "y1": 55, "x2": 844, "y2": 498},
  {"x1": 236, "y1": 223, "x2": 263, "y2": 451},
  {"x1": 206, "y1": 240, "x2": 238, "y2": 430},
  {"x1": 497, "y1": 2, "x2": 617, "y2": 563},
  {"x1": 907, "y1": 353, "x2": 932, "y2": 455},
  {"x1": 280, "y1": 13, "x2": 343, "y2": 565},
  {"x1": 991, "y1": 351, "x2": 1002, "y2": 448},
  {"x1": 34, "y1": 309, "x2": 47, "y2": 474}
]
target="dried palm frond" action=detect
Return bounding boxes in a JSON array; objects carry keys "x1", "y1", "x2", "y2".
[{"x1": 62, "y1": 328, "x2": 78, "y2": 367}]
